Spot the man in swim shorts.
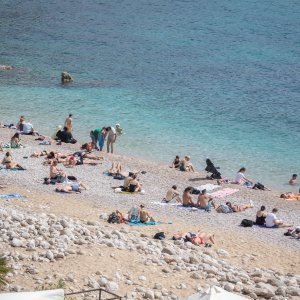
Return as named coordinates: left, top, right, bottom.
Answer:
left=197, top=189, right=216, bottom=210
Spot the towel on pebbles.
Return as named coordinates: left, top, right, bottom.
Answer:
left=208, top=188, right=239, bottom=198
left=194, top=183, right=220, bottom=192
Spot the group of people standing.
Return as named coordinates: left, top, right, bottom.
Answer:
left=90, top=124, right=123, bottom=153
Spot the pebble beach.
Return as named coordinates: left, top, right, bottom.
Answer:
left=0, top=127, right=299, bottom=299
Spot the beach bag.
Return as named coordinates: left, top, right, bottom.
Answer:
left=241, top=219, right=254, bottom=227
left=216, top=204, right=232, bottom=213
left=191, top=188, right=201, bottom=195
left=253, top=182, right=265, bottom=190
left=154, top=232, right=165, bottom=240
left=107, top=212, right=121, bottom=224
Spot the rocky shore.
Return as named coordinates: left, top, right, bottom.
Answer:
left=0, top=128, right=299, bottom=299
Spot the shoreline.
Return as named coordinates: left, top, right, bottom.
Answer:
left=0, top=127, right=299, bottom=299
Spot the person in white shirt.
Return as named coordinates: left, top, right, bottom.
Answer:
left=235, top=167, right=253, bottom=186
left=106, top=126, right=116, bottom=153
left=21, top=122, right=39, bottom=136
left=265, top=208, right=292, bottom=228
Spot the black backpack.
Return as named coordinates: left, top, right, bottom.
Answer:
left=154, top=232, right=165, bottom=240
left=107, top=212, right=121, bottom=224
left=241, top=219, right=254, bottom=227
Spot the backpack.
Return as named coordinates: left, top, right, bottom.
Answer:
left=216, top=204, right=232, bottom=213
left=107, top=212, right=121, bottom=224
left=253, top=182, right=265, bottom=190
left=241, top=219, right=254, bottom=227
left=154, top=232, right=165, bottom=240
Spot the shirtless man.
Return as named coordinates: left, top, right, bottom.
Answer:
left=65, top=114, right=73, bottom=132
left=197, top=189, right=216, bottom=210
left=128, top=175, right=142, bottom=192
left=106, top=126, right=116, bottom=153
left=289, top=174, right=297, bottom=185
left=182, top=187, right=195, bottom=207
left=50, top=160, right=66, bottom=180
left=163, top=185, right=181, bottom=203
left=139, top=205, right=155, bottom=223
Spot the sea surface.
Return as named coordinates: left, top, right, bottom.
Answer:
left=0, top=0, right=299, bottom=190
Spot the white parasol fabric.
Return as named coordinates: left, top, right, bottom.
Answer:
left=187, top=286, right=249, bottom=300
left=0, top=289, right=64, bottom=300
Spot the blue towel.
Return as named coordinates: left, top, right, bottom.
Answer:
left=0, top=193, right=26, bottom=199
left=128, top=220, right=172, bottom=226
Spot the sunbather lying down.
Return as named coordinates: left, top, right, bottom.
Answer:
left=55, top=182, right=88, bottom=193
left=280, top=192, right=300, bottom=200
left=172, top=230, right=215, bottom=246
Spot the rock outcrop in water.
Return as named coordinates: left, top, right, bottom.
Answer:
left=61, top=71, right=73, bottom=84
left=0, top=65, right=14, bottom=71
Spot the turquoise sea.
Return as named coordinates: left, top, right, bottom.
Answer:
left=0, top=0, right=299, bottom=190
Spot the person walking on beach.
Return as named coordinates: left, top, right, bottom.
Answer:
left=65, top=114, right=73, bottom=132
left=107, top=126, right=116, bottom=153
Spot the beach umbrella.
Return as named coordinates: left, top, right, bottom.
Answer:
left=187, top=286, right=248, bottom=300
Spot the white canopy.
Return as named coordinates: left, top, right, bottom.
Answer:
left=187, top=286, right=249, bottom=300
left=0, top=289, right=64, bottom=300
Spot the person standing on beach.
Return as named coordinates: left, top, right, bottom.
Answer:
left=65, top=114, right=73, bottom=132
left=98, top=127, right=107, bottom=151
left=106, top=126, right=116, bottom=153
left=90, top=128, right=101, bottom=150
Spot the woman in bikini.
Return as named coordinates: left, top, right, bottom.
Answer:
left=173, top=230, right=215, bottom=246
left=10, top=133, right=23, bottom=148
left=280, top=192, right=300, bottom=200
left=1, top=152, right=25, bottom=170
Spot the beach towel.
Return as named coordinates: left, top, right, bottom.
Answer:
left=128, top=220, right=172, bottom=226
left=208, top=188, right=239, bottom=198
left=194, top=184, right=220, bottom=192
left=0, top=193, right=25, bottom=199
left=39, top=140, right=51, bottom=145
left=0, top=168, right=25, bottom=171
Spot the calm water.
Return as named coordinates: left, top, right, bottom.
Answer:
left=0, top=0, right=299, bottom=190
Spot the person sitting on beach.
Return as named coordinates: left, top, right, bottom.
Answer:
left=50, top=160, right=66, bottom=182
left=289, top=174, right=297, bottom=185
left=16, top=115, right=25, bottom=131
left=163, top=185, right=181, bottom=203
left=173, top=230, right=215, bottom=247
left=225, top=201, right=253, bottom=212
left=235, top=167, right=254, bottom=186
left=10, top=133, right=23, bottom=148
left=128, top=174, right=142, bottom=192
left=162, top=185, right=181, bottom=203
left=179, top=156, right=195, bottom=172
left=182, top=187, right=196, bottom=207
left=1, top=151, right=25, bottom=170
left=170, top=155, right=180, bottom=169
left=56, top=127, right=76, bottom=144
left=265, top=208, right=292, bottom=228
left=197, top=189, right=216, bottom=210
left=21, top=122, right=39, bottom=136
left=205, top=159, right=221, bottom=179
left=280, top=192, right=300, bottom=200
left=55, top=182, right=87, bottom=193
left=256, top=205, right=267, bottom=225
left=139, top=204, right=155, bottom=223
